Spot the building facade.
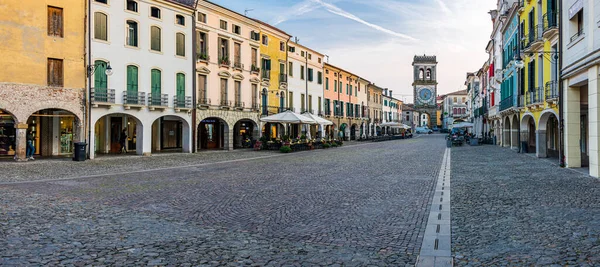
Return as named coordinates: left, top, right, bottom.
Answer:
left=499, top=2, right=521, bottom=150
left=368, top=83, right=384, bottom=136
left=413, top=55, right=438, bottom=127
left=195, top=1, right=262, bottom=150
left=287, top=42, right=324, bottom=137
left=441, top=90, right=469, bottom=130
left=89, top=0, right=195, bottom=159
left=561, top=0, right=600, bottom=177
left=0, top=0, right=86, bottom=160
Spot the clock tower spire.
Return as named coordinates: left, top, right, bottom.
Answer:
left=412, top=55, right=438, bottom=128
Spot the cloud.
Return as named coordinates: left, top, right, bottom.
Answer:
left=434, top=0, right=452, bottom=15
left=272, top=0, right=417, bottom=42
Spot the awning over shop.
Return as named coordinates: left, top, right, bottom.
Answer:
left=260, top=110, right=317, bottom=124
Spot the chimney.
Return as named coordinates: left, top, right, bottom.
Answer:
left=389, top=90, right=393, bottom=97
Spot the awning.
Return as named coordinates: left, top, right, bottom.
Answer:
left=260, top=110, right=317, bottom=124
left=301, top=112, right=333, bottom=126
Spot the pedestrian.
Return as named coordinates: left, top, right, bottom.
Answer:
left=26, top=130, right=35, bottom=160
left=120, top=128, right=128, bottom=154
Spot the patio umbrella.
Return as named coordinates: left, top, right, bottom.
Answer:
left=453, top=122, right=474, bottom=128
left=301, top=112, right=333, bottom=126
left=260, top=110, right=317, bottom=124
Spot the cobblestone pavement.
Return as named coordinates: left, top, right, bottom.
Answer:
left=0, top=135, right=443, bottom=266
left=451, top=145, right=600, bottom=266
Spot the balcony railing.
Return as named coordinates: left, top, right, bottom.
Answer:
left=123, top=91, right=145, bottom=105
left=220, top=100, right=231, bottom=107
left=262, top=70, right=270, bottom=80
left=526, top=87, right=543, bottom=105
left=234, top=101, right=244, bottom=109
left=530, top=25, right=544, bottom=47
left=279, top=74, right=287, bottom=84
left=91, top=88, right=115, bottom=104
left=148, top=93, right=168, bottom=107
left=233, top=58, right=243, bottom=70
left=174, top=95, right=192, bottom=109
left=545, top=80, right=558, bottom=101
left=251, top=102, right=259, bottom=111
left=499, top=96, right=514, bottom=111
left=251, top=65, right=260, bottom=74
left=197, top=52, right=209, bottom=62
left=218, top=57, right=231, bottom=67
left=543, top=11, right=559, bottom=35
left=198, top=97, right=211, bottom=106
left=518, top=95, right=525, bottom=108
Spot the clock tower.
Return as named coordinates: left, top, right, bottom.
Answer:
left=412, top=55, right=438, bottom=128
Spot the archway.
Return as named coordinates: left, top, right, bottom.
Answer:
left=520, top=114, right=536, bottom=153
left=93, top=113, right=143, bottom=156
left=198, top=117, right=229, bottom=150
left=151, top=115, right=191, bottom=153
left=503, top=116, right=511, bottom=148
left=350, top=124, right=358, bottom=140
left=376, top=126, right=382, bottom=136
left=339, top=123, right=348, bottom=140
left=26, top=109, right=83, bottom=157
left=511, top=115, right=519, bottom=150
left=233, top=119, right=259, bottom=149
left=0, top=109, right=17, bottom=157
left=538, top=110, right=559, bottom=158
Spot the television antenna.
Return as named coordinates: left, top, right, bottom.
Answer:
left=244, top=9, right=254, bottom=16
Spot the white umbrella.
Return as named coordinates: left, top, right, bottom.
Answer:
left=301, top=112, right=333, bottom=126
left=260, top=110, right=317, bottom=124
left=453, top=122, right=474, bottom=128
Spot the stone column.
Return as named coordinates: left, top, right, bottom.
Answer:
left=511, top=128, right=518, bottom=150
left=536, top=130, right=547, bottom=158
left=140, top=122, right=152, bottom=156
left=14, top=123, right=27, bottom=161
left=564, top=81, right=582, bottom=168
left=589, top=67, right=600, bottom=177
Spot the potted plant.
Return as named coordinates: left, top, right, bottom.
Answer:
left=280, top=145, right=292, bottom=153
left=219, top=56, right=230, bottom=66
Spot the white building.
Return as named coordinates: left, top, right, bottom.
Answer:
left=441, top=89, right=468, bottom=130
left=560, top=0, right=600, bottom=177
left=287, top=42, right=325, bottom=137
left=89, top=0, right=195, bottom=158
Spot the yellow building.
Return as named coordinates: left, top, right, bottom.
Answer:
left=518, top=0, right=559, bottom=158
left=253, top=19, right=291, bottom=137
left=0, top=0, right=86, bottom=160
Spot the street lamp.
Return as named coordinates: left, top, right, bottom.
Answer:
left=87, top=61, right=113, bottom=77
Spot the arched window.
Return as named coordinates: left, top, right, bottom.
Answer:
left=94, top=12, right=108, bottom=41
left=419, top=69, right=424, bottom=79
left=126, top=0, right=137, bottom=12
left=453, top=108, right=457, bottom=114
left=126, top=20, right=138, bottom=47
left=150, top=26, right=161, bottom=51
left=426, top=69, right=431, bottom=80
left=176, top=33, right=185, bottom=56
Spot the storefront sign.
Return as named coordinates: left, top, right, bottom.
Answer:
left=569, top=0, right=583, bottom=19
left=201, top=119, right=216, bottom=123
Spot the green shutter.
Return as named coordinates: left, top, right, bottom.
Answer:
left=176, top=73, right=185, bottom=98
left=151, top=69, right=161, bottom=95
left=94, top=60, right=107, bottom=89
left=127, top=65, right=138, bottom=93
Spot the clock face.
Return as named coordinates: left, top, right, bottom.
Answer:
left=418, top=88, right=432, bottom=103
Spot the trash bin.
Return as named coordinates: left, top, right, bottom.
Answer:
left=73, top=142, right=87, bottom=161
left=446, top=139, right=452, bottom=148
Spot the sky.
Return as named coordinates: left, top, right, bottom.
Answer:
left=211, top=0, right=496, bottom=103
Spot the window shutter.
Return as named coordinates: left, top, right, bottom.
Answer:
left=176, top=33, right=185, bottom=56
left=94, top=60, right=107, bottom=88
left=177, top=74, right=185, bottom=97
left=151, top=69, right=160, bottom=95
left=266, top=59, right=271, bottom=70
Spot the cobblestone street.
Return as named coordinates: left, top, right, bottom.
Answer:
left=0, top=135, right=443, bottom=266
left=451, top=145, right=600, bottom=266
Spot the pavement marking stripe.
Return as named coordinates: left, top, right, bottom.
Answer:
left=417, top=147, right=453, bottom=267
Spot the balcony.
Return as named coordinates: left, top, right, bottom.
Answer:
left=197, top=52, right=209, bottom=64
left=522, top=31, right=533, bottom=53
left=174, top=95, right=192, bottom=112
left=198, top=98, right=211, bottom=109
left=233, top=58, right=243, bottom=71
left=279, top=74, right=287, bottom=85
left=261, top=70, right=270, bottom=81
left=251, top=102, right=259, bottom=111
left=545, top=80, right=558, bottom=103
left=499, top=96, right=514, bottom=111
left=543, top=11, right=559, bottom=39
left=123, top=91, right=145, bottom=109
left=530, top=25, right=544, bottom=51
left=148, top=93, right=168, bottom=110
left=517, top=0, right=525, bottom=13
left=218, top=57, right=231, bottom=68
left=526, top=87, right=543, bottom=107
left=91, top=88, right=115, bottom=107
left=251, top=65, right=260, bottom=75
left=219, top=99, right=231, bottom=109
left=518, top=95, right=525, bottom=109
left=234, top=101, right=244, bottom=110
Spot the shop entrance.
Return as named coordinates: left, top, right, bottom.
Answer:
left=0, top=109, right=16, bottom=157
left=26, top=109, right=80, bottom=157
left=94, top=114, right=141, bottom=156
left=233, top=119, right=258, bottom=149
left=151, top=116, right=189, bottom=153
left=198, top=117, right=229, bottom=150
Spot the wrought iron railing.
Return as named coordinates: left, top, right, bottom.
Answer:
left=123, top=91, right=145, bottom=105
left=545, top=80, right=558, bottom=101
left=499, top=96, right=514, bottom=111
left=148, top=93, right=168, bottom=107
left=174, top=95, right=192, bottom=108
left=91, top=88, right=115, bottom=104
left=543, top=11, right=559, bottom=34
left=279, top=74, right=287, bottom=83
left=262, top=70, right=270, bottom=80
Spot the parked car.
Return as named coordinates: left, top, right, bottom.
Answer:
left=416, top=127, right=433, bottom=134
